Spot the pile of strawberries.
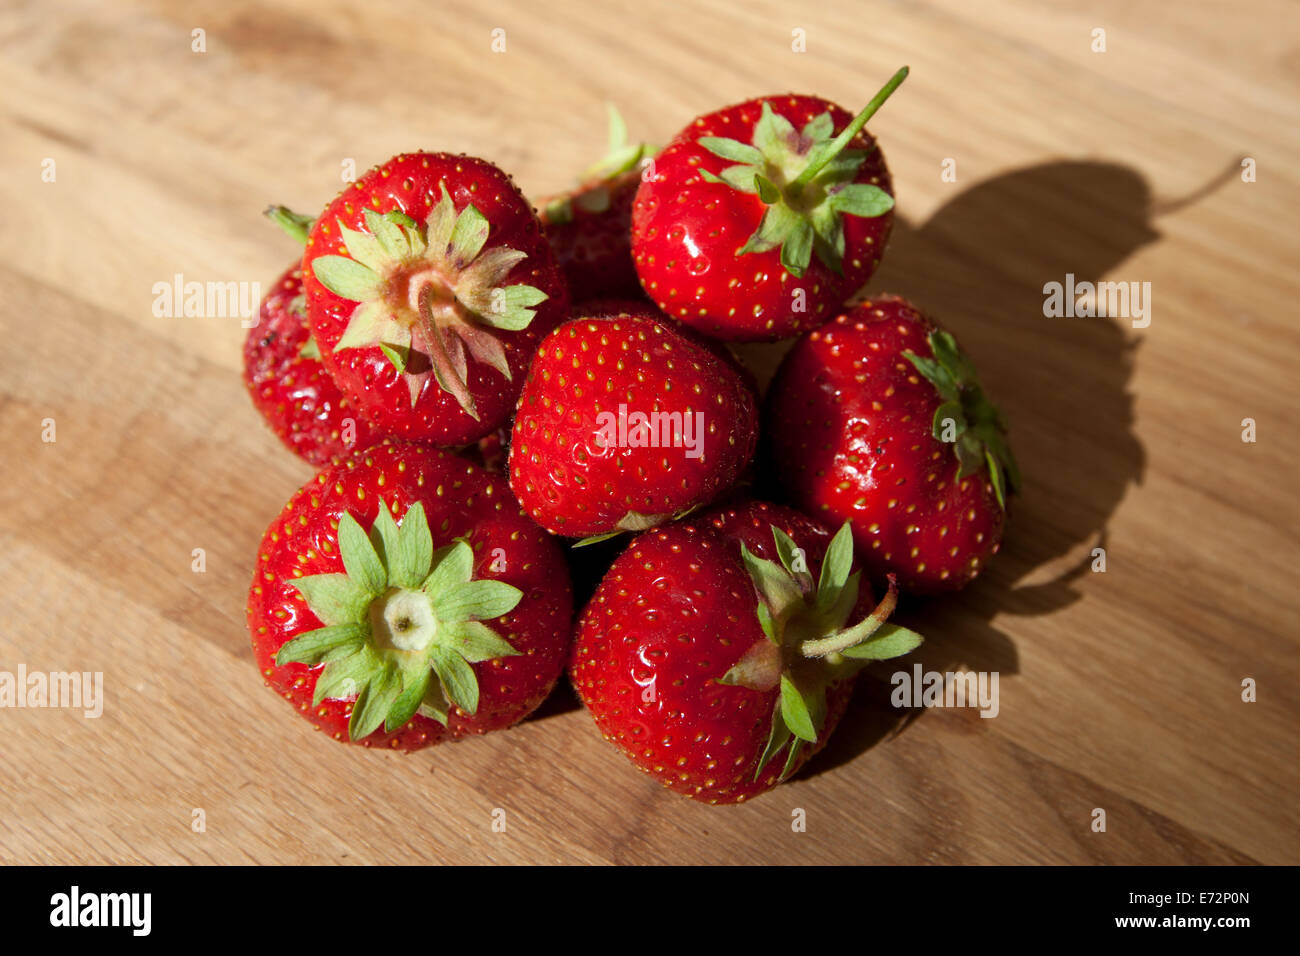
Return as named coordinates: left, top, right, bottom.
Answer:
left=243, top=67, right=1019, bottom=805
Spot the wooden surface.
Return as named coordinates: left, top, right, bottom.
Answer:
left=1, top=0, right=1297, bottom=865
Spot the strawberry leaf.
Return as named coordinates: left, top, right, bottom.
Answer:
left=424, top=184, right=458, bottom=254
left=431, top=645, right=479, bottom=714
left=275, top=624, right=365, bottom=667
left=771, top=526, right=809, bottom=587
left=801, top=111, right=834, bottom=141
left=379, top=342, right=409, bottom=374
left=829, top=183, right=895, bottom=218
left=333, top=301, right=408, bottom=353
left=700, top=164, right=759, bottom=194
left=443, top=620, right=519, bottom=663
left=290, top=573, right=373, bottom=626
left=814, top=522, right=855, bottom=615
left=385, top=666, right=432, bottom=733
left=754, top=699, right=793, bottom=779
left=364, top=208, right=410, bottom=262
left=752, top=102, right=797, bottom=163
left=754, top=174, right=781, bottom=205
left=418, top=679, right=451, bottom=725
left=390, top=502, right=434, bottom=589
left=313, top=648, right=378, bottom=707
left=449, top=203, right=490, bottom=266
left=339, top=218, right=393, bottom=273
left=368, top=500, right=402, bottom=574
left=839, top=623, right=925, bottom=660
left=779, top=220, right=814, bottom=277
left=338, top=512, right=387, bottom=594
left=739, top=542, right=803, bottom=621
left=756, top=601, right=777, bottom=644
left=700, top=136, right=764, bottom=166
left=349, top=664, right=402, bottom=739
left=313, top=255, right=383, bottom=302
left=432, top=579, right=522, bottom=623
left=422, top=539, right=474, bottom=595
left=480, top=283, right=549, bottom=331
left=779, top=674, right=817, bottom=743
left=780, top=737, right=806, bottom=781
left=717, top=639, right=781, bottom=691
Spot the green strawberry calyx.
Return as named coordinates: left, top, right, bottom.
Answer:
left=697, top=66, right=907, bottom=278
left=571, top=504, right=701, bottom=548
left=719, top=522, right=923, bottom=780
left=542, top=105, right=657, bottom=225
left=275, top=500, right=523, bottom=741
left=309, top=187, right=549, bottom=419
left=903, top=329, right=1022, bottom=510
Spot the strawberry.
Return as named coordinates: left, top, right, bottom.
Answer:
left=301, top=152, right=569, bottom=446
left=508, top=309, right=758, bottom=539
left=247, top=440, right=573, bottom=749
left=631, top=68, right=907, bottom=341
left=243, top=261, right=378, bottom=467
left=537, top=107, right=654, bottom=302
left=570, top=500, right=923, bottom=804
left=765, top=295, right=1020, bottom=594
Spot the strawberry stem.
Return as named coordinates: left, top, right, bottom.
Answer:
left=264, top=205, right=315, bottom=245
left=800, top=575, right=899, bottom=658
left=414, top=283, right=480, bottom=420
left=788, top=66, right=909, bottom=194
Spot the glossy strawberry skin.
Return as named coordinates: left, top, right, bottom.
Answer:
left=508, top=313, right=759, bottom=537
left=765, top=296, right=1005, bottom=593
left=539, top=169, right=644, bottom=301
left=247, top=440, right=573, bottom=750
left=570, top=500, right=866, bottom=804
left=242, top=264, right=379, bottom=467
left=632, top=95, right=893, bottom=342
left=568, top=298, right=760, bottom=395
left=302, top=153, right=569, bottom=446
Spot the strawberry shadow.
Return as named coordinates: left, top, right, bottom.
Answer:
left=525, top=680, right=583, bottom=721
left=796, top=159, right=1203, bottom=778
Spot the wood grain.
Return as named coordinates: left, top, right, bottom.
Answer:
left=1, top=0, right=1296, bottom=865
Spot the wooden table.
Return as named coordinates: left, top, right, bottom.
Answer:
left=2, top=0, right=1296, bottom=865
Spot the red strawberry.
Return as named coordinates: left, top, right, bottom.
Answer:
left=537, top=107, right=654, bottom=302
left=570, top=499, right=922, bottom=804
left=301, top=152, right=569, bottom=446
left=247, top=440, right=573, bottom=749
left=631, top=68, right=907, bottom=341
left=243, top=262, right=379, bottom=467
left=765, top=295, right=1020, bottom=594
left=508, top=310, right=758, bottom=539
